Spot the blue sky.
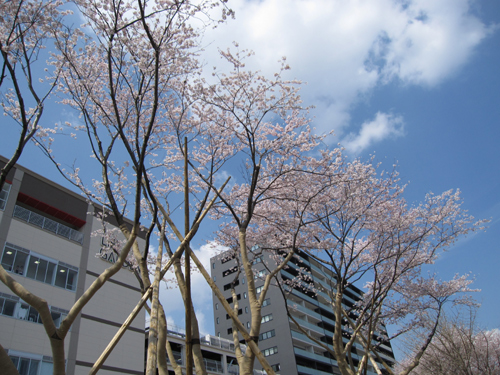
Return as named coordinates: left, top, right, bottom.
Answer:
left=2, top=0, right=499, bottom=353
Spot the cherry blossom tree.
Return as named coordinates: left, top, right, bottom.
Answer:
left=50, top=0, right=237, bottom=374
left=0, top=2, right=138, bottom=374
left=0, top=3, right=488, bottom=375
left=262, top=155, right=487, bottom=375
left=0, top=0, right=231, bottom=373
left=0, top=0, right=67, bottom=190
left=398, top=308, right=500, bottom=375
left=177, top=46, right=337, bottom=375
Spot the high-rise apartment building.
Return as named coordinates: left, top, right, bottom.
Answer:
left=211, top=249, right=396, bottom=375
left=0, top=156, right=146, bottom=375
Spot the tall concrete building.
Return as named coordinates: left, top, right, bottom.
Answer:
left=0, top=156, right=146, bottom=375
left=211, top=249, right=396, bottom=375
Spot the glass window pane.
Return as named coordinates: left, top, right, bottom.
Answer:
left=45, top=262, right=55, bottom=284
left=13, top=251, right=28, bottom=275
left=27, top=306, right=40, bottom=323
left=51, top=311, right=61, bottom=327
left=28, top=359, right=39, bottom=375
left=55, top=266, right=68, bottom=288
left=40, top=361, right=53, bottom=375
left=26, top=256, right=39, bottom=280
left=10, top=356, right=19, bottom=368
left=3, top=299, right=16, bottom=316
left=66, top=269, right=77, bottom=291
left=0, top=184, right=10, bottom=210
left=17, top=303, right=29, bottom=320
left=18, top=358, right=30, bottom=375
left=36, top=259, right=48, bottom=282
left=1, top=248, right=15, bottom=271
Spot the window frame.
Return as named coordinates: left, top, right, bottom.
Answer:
left=0, top=183, right=11, bottom=210
left=1, top=292, right=68, bottom=328
left=261, top=313, right=273, bottom=323
left=1, top=243, right=79, bottom=291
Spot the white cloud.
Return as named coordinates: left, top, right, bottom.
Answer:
left=201, top=0, right=491, bottom=140
left=343, top=112, right=404, bottom=154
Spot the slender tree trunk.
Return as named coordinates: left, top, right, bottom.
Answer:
left=184, top=137, right=193, bottom=375
left=333, top=288, right=355, bottom=375
left=0, top=343, right=19, bottom=375
left=158, top=304, right=174, bottom=375
left=146, top=220, right=166, bottom=375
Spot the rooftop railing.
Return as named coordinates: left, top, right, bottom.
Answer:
left=13, top=205, right=84, bottom=244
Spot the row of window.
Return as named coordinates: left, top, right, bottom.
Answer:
left=259, top=329, right=275, bottom=341
left=261, top=313, right=273, bottom=323
left=223, top=280, right=239, bottom=291
left=0, top=183, right=11, bottom=210
left=217, top=298, right=271, bottom=323
left=0, top=292, right=68, bottom=328
left=217, top=321, right=251, bottom=336
left=263, top=346, right=278, bottom=357
left=225, top=309, right=243, bottom=320
left=1, top=243, right=78, bottom=291
left=7, top=350, right=54, bottom=375
left=252, top=256, right=263, bottom=265
left=254, top=270, right=266, bottom=279
left=223, top=267, right=238, bottom=277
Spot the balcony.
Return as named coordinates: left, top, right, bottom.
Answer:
left=13, top=205, right=84, bottom=244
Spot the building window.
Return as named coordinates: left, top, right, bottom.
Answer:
left=216, top=317, right=219, bottom=324
left=263, top=346, right=278, bottom=357
left=247, top=322, right=250, bottom=329
left=262, top=298, right=271, bottom=307
left=256, top=285, right=264, bottom=294
left=252, top=256, right=262, bottom=265
left=222, top=267, right=238, bottom=277
left=1, top=243, right=78, bottom=291
left=227, top=328, right=233, bottom=334
left=54, top=263, right=78, bottom=290
left=226, top=294, right=241, bottom=304
left=0, top=183, right=11, bottom=210
left=254, top=270, right=266, bottom=279
left=223, top=280, right=239, bottom=291
left=215, top=303, right=219, bottom=310
left=259, top=329, right=275, bottom=341
left=8, top=351, right=54, bottom=375
left=261, top=314, right=273, bottom=324
left=243, top=292, right=247, bottom=299
left=245, top=306, right=248, bottom=313
left=271, top=364, right=280, bottom=372
left=0, top=293, right=18, bottom=317
left=213, top=276, right=216, bottom=282
left=226, top=309, right=242, bottom=319
left=1, top=244, right=29, bottom=275
left=242, top=278, right=245, bottom=284
left=0, top=292, right=68, bottom=327
left=212, top=263, right=215, bottom=269
left=9, top=355, right=41, bottom=375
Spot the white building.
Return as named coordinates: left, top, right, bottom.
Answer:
left=0, top=156, right=146, bottom=375
left=149, top=323, right=266, bottom=375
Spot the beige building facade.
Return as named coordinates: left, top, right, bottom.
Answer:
left=0, top=157, right=146, bottom=375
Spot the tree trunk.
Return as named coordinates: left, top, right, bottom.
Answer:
left=0, top=343, right=19, bottom=375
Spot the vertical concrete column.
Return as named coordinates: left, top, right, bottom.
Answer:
left=66, top=203, right=94, bottom=375
left=0, top=168, right=24, bottom=252
left=222, top=353, right=228, bottom=375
